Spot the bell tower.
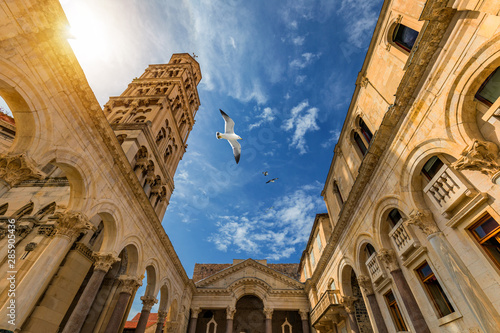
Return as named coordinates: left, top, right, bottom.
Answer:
left=103, top=53, right=201, bottom=219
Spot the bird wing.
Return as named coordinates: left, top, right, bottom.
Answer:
left=266, top=179, right=271, bottom=183
left=220, top=109, right=235, bottom=134
left=228, top=139, right=241, bottom=164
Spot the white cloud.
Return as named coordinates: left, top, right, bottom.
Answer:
left=283, top=100, right=320, bottom=154
left=337, top=0, right=379, bottom=49
left=249, top=107, right=277, bottom=130
left=295, top=75, right=306, bottom=84
left=289, top=52, right=321, bottom=69
left=292, top=36, right=306, bottom=46
left=321, top=129, right=341, bottom=148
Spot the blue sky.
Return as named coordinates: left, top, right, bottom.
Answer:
left=60, top=0, right=383, bottom=318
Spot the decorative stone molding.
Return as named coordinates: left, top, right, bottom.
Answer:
left=377, top=248, right=400, bottom=272
left=263, top=308, right=274, bottom=319
left=119, top=276, right=142, bottom=294
left=340, top=296, right=357, bottom=314
left=24, top=242, right=37, bottom=252
left=451, top=139, right=500, bottom=177
left=158, top=310, right=168, bottom=323
left=53, top=211, right=95, bottom=240
left=226, top=306, right=236, bottom=319
left=404, top=210, right=439, bottom=237
left=357, top=275, right=374, bottom=295
left=140, top=295, right=158, bottom=311
left=191, top=307, right=202, bottom=318
left=38, top=224, right=56, bottom=237
left=74, top=242, right=94, bottom=261
left=93, top=252, right=121, bottom=272
left=0, top=153, right=44, bottom=187
left=298, top=310, right=309, bottom=321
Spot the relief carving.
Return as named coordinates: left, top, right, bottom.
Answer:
left=93, top=252, right=121, bottom=272
left=377, top=248, right=400, bottom=272
left=140, top=295, right=158, bottom=311
left=53, top=211, right=96, bottom=240
left=404, top=209, right=439, bottom=236
left=0, top=154, right=43, bottom=187
left=451, top=139, right=500, bottom=177
left=340, top=296, right=357, bottom=313
left=356, top=275, right=374, bottom=295
left=119, top=275, right=142, bottom=294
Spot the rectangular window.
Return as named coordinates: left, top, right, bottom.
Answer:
left=316, top=233, right=322, bottom=251
left=310, top=251, right=315, bottom=268
left=384, top=290, right=408, bottom=331
left=416, top=261, right=454, bottom=317
left=469, top=213, right=500, bottom=269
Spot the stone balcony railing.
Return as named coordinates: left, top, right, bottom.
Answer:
left=389, top=219, right=420, bottom=259
left=423, top=164, right=475, bottom=217
left=365, top=252, right=385, bottom=283
left=310, top=289, right=341, bottom=326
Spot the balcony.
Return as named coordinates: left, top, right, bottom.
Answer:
left=423, top=164, right=475, bottom=217
left=310, top=290, right=342, bottom=326
left=365, top=252, right=386, bottom=283
left=389, top=219, right=420, bottom=259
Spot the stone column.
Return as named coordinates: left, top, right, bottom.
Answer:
left=405, top=210, right=500, bottom=333
left=188, top=307, right=201, bottom=333
left=299, top=310, right=310, bottom=333
left=61, top=252, right=120, bottom=333
left=155, top=310, right=168, bottom=333
left=377, top=248, right=430, bottom=333
left=357, top=275, right=388, bottom=333
left=0, top=211, right=94, bottom=331
left=135, top=295, right=158, bottom=333
left=104, top=276, right=142, bottom=333
left=263, top=308, right=273, bottom=333
left=226, top=306, right=236, bottom=333
left=340, top=296, right=360, bottom=333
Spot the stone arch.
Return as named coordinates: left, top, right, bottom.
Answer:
left=142, top=262, right=159, bottom=297
left=158, top=280, right=171, bottom=311
left=34, top=201, right=56, bottom=220
left=166, top=297, right=179, bottom=324
left=372, top=195, right=412, bottom=249
left=11, top=201, right=34, bottom=219
left=229, top=278, right=271, bottom=309
left=355, top=234, right=378, bottom=277
left=115, top=240, right=141, bottom=277
left=234, top=295, right=265, bottom=333
left=85, top=202, right=121, bottom=252
left=339, top=263, right=356, bottom=297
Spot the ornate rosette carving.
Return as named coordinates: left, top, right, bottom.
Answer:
left=0, top=153, right=43, bottom=187
left=340, top=296, right=357, bottom=313
left=263, top=308, right=273, bottom=319
left=451, top=139, right=500, bottom=177
left=404, top=210, right=439, bottom=236
left=357, top=275, right=374, bottom=295
left=93, top=252, right=121, bottom=272
left=377, top=248, right=400, bottom=272
left=119, top=276, right=142, bottom=294
left=54, top=211, right=96, bottom=239
left=140, top=295, right=158, bottom=311
left=226, top=306, right=236, bottom=319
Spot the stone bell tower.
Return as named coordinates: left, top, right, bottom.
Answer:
left=103, top=53, right=201, bottom=219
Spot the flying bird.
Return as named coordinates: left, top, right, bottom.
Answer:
left=216, top=109, right=242, bottom=164
left=262, top=171, right=268, bottom=176
left=266, top=178, right=278, bottom=184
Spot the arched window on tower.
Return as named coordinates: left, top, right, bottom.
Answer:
left=475, top=67, right=500, bottom=106
left=354, top=131, right=368, bottom=156
left=359, top=118, right=373, bottom=143
left=392, top=24, right=419, bottom=53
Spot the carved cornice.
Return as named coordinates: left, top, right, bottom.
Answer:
left=357, top=275, right=374, bottom=295
left=404, top=210, right=439, bottom=237
left=93, top=252, right=121, bottom=272
left=53, top=211, right=95, bottom=240
left=310, top=0, right=457, bottom=284
left=377, top=248, right=400, bottom=272
left=0, top=153, right=43, bottom=187
left=451, top=139, right=500, bottom=177
left=140, top=295, right=158, bottom=311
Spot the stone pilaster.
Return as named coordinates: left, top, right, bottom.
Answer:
left=135, top=295, right=158, bottom=333
left=340, top=296, right=359, bottom=333
left=104, top=276, right=142, bottom=333
left=226, top=306, right=236, bottom=333
left=62, top=252, right=120, bottom=333
left=299, top=310, right=310, bottom=333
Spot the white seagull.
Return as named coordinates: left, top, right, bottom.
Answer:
left=217, top=109, right=242, bottom=164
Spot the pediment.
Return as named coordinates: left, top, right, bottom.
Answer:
left=195, top=259, right=304, bottom=290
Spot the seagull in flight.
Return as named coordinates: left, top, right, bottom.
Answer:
left=262, top=171, right=268, bottom=176
left=266, top=178, right=278, bottom=184
left=216, top=109, right=242, bottom=164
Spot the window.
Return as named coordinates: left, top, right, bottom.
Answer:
left=392, top=24, right=419, bottom=52
left=469, top=213, right=500, bottom=269
left=388, top=209, right=402, bottom=229
left=364, top=244, right=376, bottom=259
left=359, top=118, right=373, bottom=143
left=354, top=131, right=368, bottom=156
left=475, top=67, right=500, bottom=106
left=333, top=181, right=344, bottom=205
left=421, top=156, right=444, bottom=181
left=384, top=290, right=408, bottom=331
left=310, top=251, right=316, bottom=267
left=316, top=233, right=322, bottom=251
left=416, top=262, right=454, bottom=317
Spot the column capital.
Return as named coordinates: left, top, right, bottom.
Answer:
left=93, top=252, right=121, bottom=272
left=451, top=139, right=500, bottom=177
left=357, top=275, right=374, bottom=295
left=191, top=307, right=202, bottom=318
left=263, top=307, right=273, bottom=319
left=54, top=211, right=96, bottom=240
left=226, top=306, right=236, bottom=319
left=340, top=296, right=357, bottom=314
left=141, top=295, right=158, bottom=311
left=377, top=248, right=400, bottom=272
left=298, top=310, right=309, bottom=321
left=0, top=153, right=43, bottom=187
left=404, top=209, right=439, bottom=237
left=118, top=275, right=142, bottom=294
left=158, top=310, right=168, bottom=321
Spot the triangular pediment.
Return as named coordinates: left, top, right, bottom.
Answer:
left=195, top=259, right=304, bottom=290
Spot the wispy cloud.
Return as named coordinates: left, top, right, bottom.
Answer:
left=249, top=107, right=277, bottom=130
left=283, top=100, right=320, bottom=154
left=292, top=35, right=306, bottom=46
left=321, top=129, right=341, bottom=148
left=338, top=0, right=379, bottom=48
left=290, top=52, right=321, bottom=69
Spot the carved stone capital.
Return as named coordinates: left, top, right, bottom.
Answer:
left=404, top=209, right=439, bottom=236
left=119, top=276, right=142, bottom=294
left=263, top=308, right=273, bottom=319
left=158, top=310, right=168, bottom=323
left=54, top=211, right=96, bottom=240
left=377, top=248, right=400, bottom=272
left=0, top=153, right=43, bottom=187
left=93, top=252, right=121, bottom=272
left=226, top=306, right=236, bottom=319
left=340, top=296, right=357, bottom=313
left=140, top=295, right=158, bottom=311
left=191, top=307, right=202, bottom=318
left=298, top=310, right=309, bottom=321
left=451, top=139, right=500, bottom=177
left=357, top=275, right=374, bottom=295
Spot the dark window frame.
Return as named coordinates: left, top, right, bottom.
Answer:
left=469, top=213, right=500, bottom=270
left=392, top=23, right=419, bottom=53
left=421, top=156, right=444, bottom=181
left=354, top=131, right=368, bottom=156
left=384, top=289, right=408, bottom=331
left=416, top=261, right=455, bottom=318
left=475, top=67, right=500, bottom=107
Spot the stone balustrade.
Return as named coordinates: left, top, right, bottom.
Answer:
left=365, top=252, right=385, bottom=283
left=310, top=289, right=341, bottom=326
left=389, top=219, right=420, bottom=259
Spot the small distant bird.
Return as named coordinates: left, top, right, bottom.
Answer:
left=266, top=178, right=278, bottom=184
left=262, top=171, right=268, bottom=176
left=216, top=109, right=242, bottom=164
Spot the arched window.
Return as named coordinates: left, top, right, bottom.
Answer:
left=388, top=208, right=402, bottom=229
left=392, top=24, right=419, bottom=52
left=34, top=202, right=56, bottom=220
left=354, top=131, right=368, bottom=155
left=12, top=202, right=34, bottom=219
left=364, top=243, right=376, bottom=258
left=134, top=116, right=146, bottom=123
left=359, top=118, right=373, bottom=143
left=475, top=67, right=500, bottom=106
left=421, top=156, right=444, bottom=181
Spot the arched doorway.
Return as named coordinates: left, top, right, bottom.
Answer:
left=233, top=295, right=265, bottom=333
